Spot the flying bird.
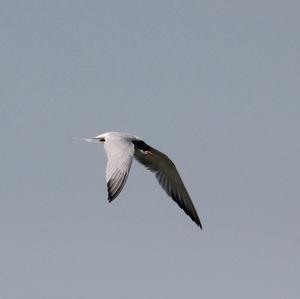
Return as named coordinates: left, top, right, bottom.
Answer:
left=74, top=132, right=202, bottom=228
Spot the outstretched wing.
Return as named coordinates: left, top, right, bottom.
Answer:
left=134, top=141, right=202, bottom=228
left=104, top=138, right=135, bottom=202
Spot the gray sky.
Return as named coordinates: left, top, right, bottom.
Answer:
left=1, top=1, right=299, bottom=298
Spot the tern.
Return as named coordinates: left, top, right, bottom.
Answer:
left=74, top=132, right=202, bottom=228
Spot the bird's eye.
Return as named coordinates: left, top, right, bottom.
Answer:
left=99, top=137, right=105, bottom=142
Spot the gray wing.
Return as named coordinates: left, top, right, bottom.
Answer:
left=104, top=139, right=135, bottom=202
left=134, top=145, right=202, bottom=228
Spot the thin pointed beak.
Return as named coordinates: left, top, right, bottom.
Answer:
left=72, top=136, right=101, bottom=143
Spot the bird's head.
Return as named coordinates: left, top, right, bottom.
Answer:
left=72, top=133, right=108, bottom=143
left=91, top=133, right=106, bottom=143
left=73, top=132, right=135, bottom=144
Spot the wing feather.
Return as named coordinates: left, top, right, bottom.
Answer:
left=104, top=139, right=134, bottom=202
left=134, top=145, right=202, bottom=228
left=107, top=170, right=129, bottom=202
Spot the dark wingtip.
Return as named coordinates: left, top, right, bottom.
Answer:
left=107, top=181, right=114, bottom=203
left=192, top=215, right=202, bottom=229
left=107, top=191, right=115, bottom=203
left=190, top=212, right=202, bottom=229
left=198, top=221, right=203, bottom=230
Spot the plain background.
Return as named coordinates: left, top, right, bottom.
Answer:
left=1, top=1, right=299, bottom=298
